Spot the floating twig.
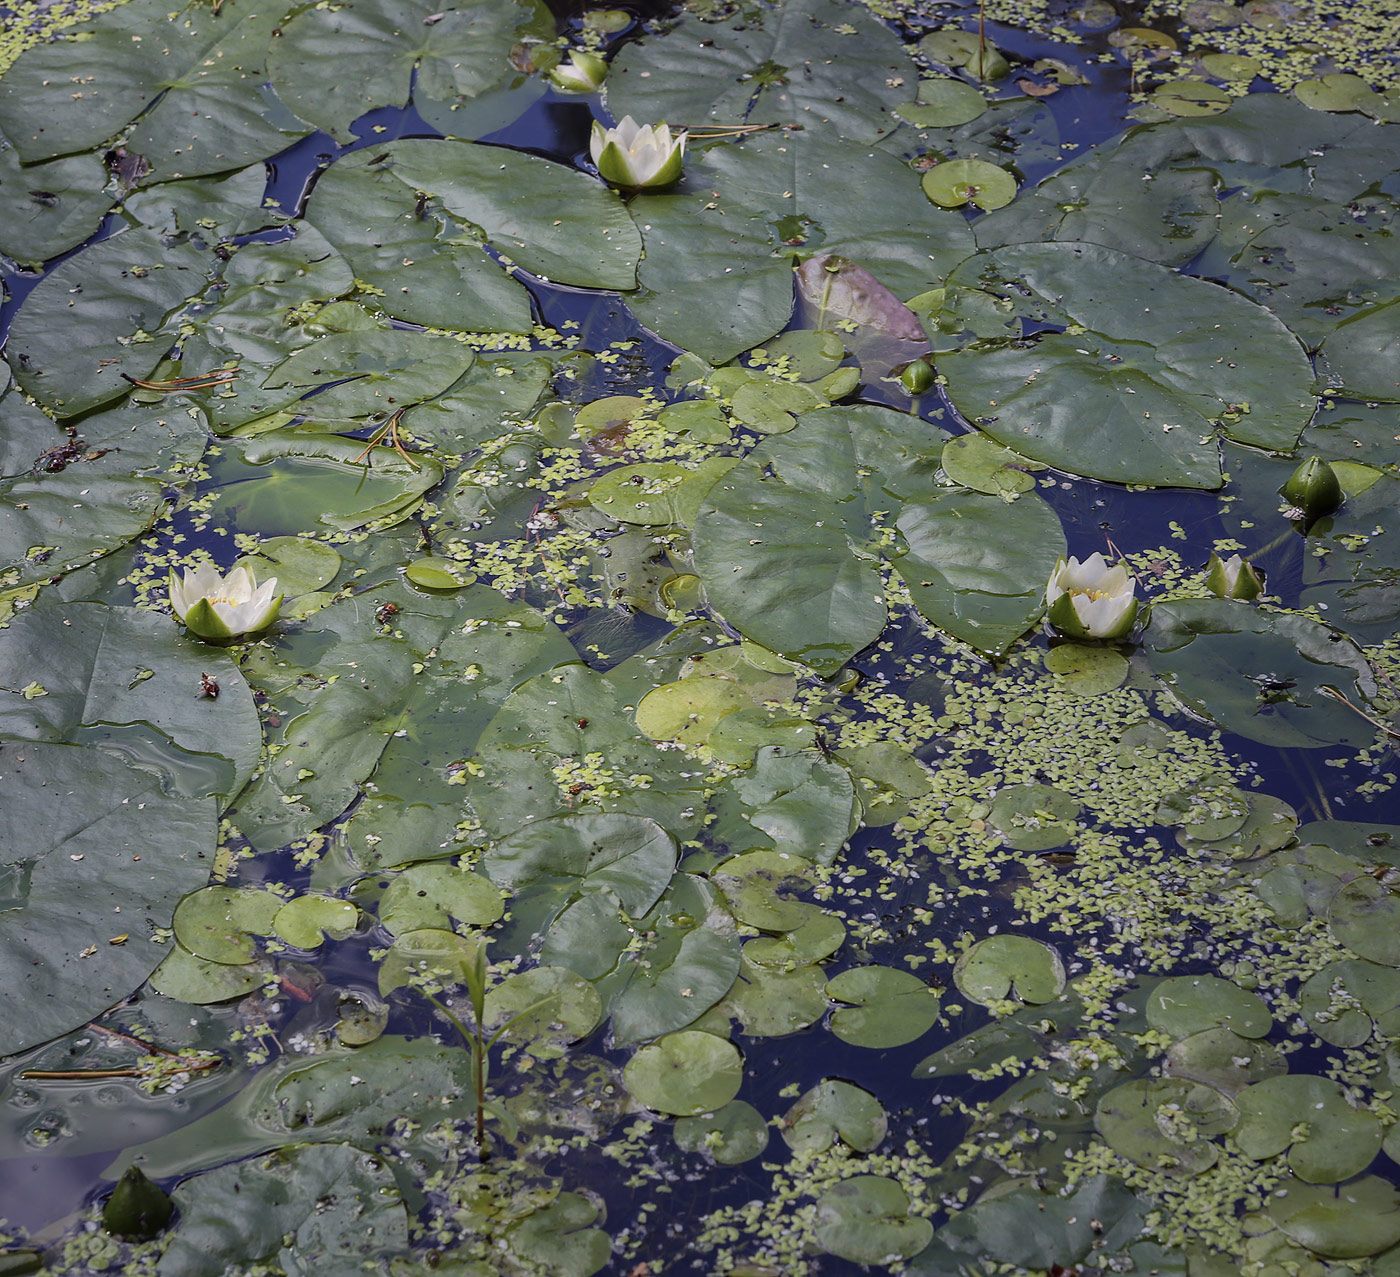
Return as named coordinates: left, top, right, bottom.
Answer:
left=122, top=368, right=239, bottom=392
left=354, top=407, right=420, bottom=469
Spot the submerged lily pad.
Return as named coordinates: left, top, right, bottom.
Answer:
left=1095, top=1077, right=1237, bottom=1175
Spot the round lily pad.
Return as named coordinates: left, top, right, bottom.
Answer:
left=1234, top=1074, right=1382, bottom=1182
left=812, top=1176, right=934, bottom=1265
left=148, top=945, right=266, bottom=1004
left=745, top=911, right=846, bottom=967
left=635, top=677, right=750, bottom=746
left=897, top=78, right=988, bottom=128
left=172, top=886, right=284, bottom=965
left=484, top=965, right=603, bottom=1052
left=955, top=935, right=1066, bottom=1005
left=987, top=784, right=1082, bottom=851
left=1155, top=779, right=1250, bottom=841
left=712, top=850, right=818, bottom=932
left=1330, top=877, right=1400, bottom=967
left=623, top=1030, right=744, bottom=1116
left=1145, top=975, right=1273, bottom=1040
left=335, top=990, right=389, bottom=1046
left=826, top=965, right=942, bottom=1048
left=378, top=863, right=504, bottom=936
left=941, top=433, right=1042, bottom=498
left=1152, top=79, right=1232, bottom=116
left=782, top=1079, right=888, bottom=1154
left=272, top=894, right=359, bottom=949
left=725, top=954, right=828, bottom=1037
left=587, top=462, right=690, bottom=525
left=1295, top=74, right=1379, bottom=114
left=922, top=159, right=1018, bottom=211
left=1268, top=1177, right=1400, bottom=1259
left=238, top=536, right=342, bottom=596
left=1298, top=959, right=1400, bottom=1047
left=1043, top=643, right=1130, bottom=696
left=674, top=1100, right=769, bottom=1164
left=1095, top=1077, right=1236, bottom=1175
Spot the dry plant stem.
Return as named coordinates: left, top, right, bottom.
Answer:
left=1318, top=685, right=1400, bottom=740
left=121, top=369, right=238, bottom=391
left=354, top=408, right=420, bottom=468
left=21, top=1059, right=220, bottom=1081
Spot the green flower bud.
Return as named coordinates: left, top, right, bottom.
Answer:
left=1280, top=456, right=1343, bottom=523
left=899, top=358, right=935, bottom=394
left=1205, top=552, right=1264, bottom=601
left=103, top=1166, right=174, bottom=1240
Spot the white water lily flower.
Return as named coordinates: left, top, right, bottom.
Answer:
left=1045, top=552, right=1138, bottom=641
left=549, top=50, right=607, bottom=93
left=590, top=116, right=686, bottom=189
left=169, top=563, right=282, bottom=642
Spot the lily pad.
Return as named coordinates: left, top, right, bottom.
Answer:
left=674, top=1100, right=770, bottom=1165
left=922, top=158, right=1019, bottom=211
left=954, top=935, right=1067, bottom=1005
left=272, top=895, right=359, bottom=949
left=1145, top=975, right=1272, bottom=1040
left=937, top=243, right=1316, bottom=487
left=1233, top=1074, right=1382, bottom=1182
left=782, top=1080, right=888, bottom=1154
left=1268, top=1177, right=1400, bottom=1259
left=0, top=743, right=217, bottom=1054
left=812, top=1176, right=934, bottom=1265
left=1330, top=876, right=1400, bottom=967
left=158, top=1143, right=408, bottom=1277
left=1095, top=1077, right=1237, bottom=1175
left=266, top=0, right=551, bottom=143
left=1298, top=959, right=1400, bottom=1047
left=826, top=966, right=942, bottom=1048
left=622, top=1030, right=743, bottom=1116
left=986, top=784, right=1082, bottom=851
left=173, top=886, right=283, bottom=965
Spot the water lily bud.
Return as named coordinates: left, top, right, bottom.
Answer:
left=1205, top=552, right=1263, bottom=601
left=590, top=116, right=686, bottom=190
left=548, top=50, right=607, bottom=93
left=169, top=563, right=282, bottom=642
left=103, top=1166, right=174, bottom=1240
left=899, top=358, right=935, bottom=394
left=1280, top=456, right=1343, bottom=523
left=1045, top=553, right=1139, bottom=641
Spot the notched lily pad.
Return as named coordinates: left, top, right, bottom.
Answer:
left=954, top=935, right=1067, bottom=1005
left=825, top=966, right=942, bottom=1048
left=1095, top=1077, right=1237, bottom=1175
left=622, top=1030, right=743, bottom=1116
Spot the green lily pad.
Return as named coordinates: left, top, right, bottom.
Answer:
left=1146, top=976, right=1272, bottom=1040
left=238, top=538, right=342, bottom=597
left=272, top=895, right=359, bottom=949
left=987, top=784, right=1082, bottom=851
left=148, top=945, right=267, bottom=1005
left=1043, top=643, right=1130, bottom=695
left=484, top=965, right=604, bottom=1052
left=1153, top=79, right=1233, bottom=116
left=955, top=935, right=1067, bottom=1005
left=622, top=1030, right=744, bottom=1116
left=607, top=0, right=914, bottom=142
left=674, top=1100, right=770, bottom=1165
left=159, top=1143, right=408, bottom=1277
left=1234, top=1074, right=1382, bottom=1182
left=938, top=243, right=1315, bottom=487
left=173, top=886, right=284, bottom=965
left=826, top=966, right=942, bottom=1048
left=922, top=158, right=1019, bottom=211
left=1330, top=876, right=1400, bottom=967
left=724, top=953, right=829, bottom=1037
left=635, top=677, right=750, bottom=746
left=405, top=557, right=474, bottom=590
left=1165, top=1027, right=1286, bottom=1093
left=607, top=920, right=742, bottom=1045
left=812, top=1176, right=934, bottom=1265
left=1143, top=600, right=1378, bottom=749
left=897, top=78, right=989, bottom=128
left=377, top=864, right=504, bottom=936
left=782, top=1080, right=888, bottom=1154
left=1095, top=1077, right=1237, bottom=1175
left=1268, top=1177, right=1400, bottom=1259
left=940, top=433, right=1044, bottom=498
left=1298, top=959, right=1400, bottom=1047
left=266, top=0, right=550, bottom=143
